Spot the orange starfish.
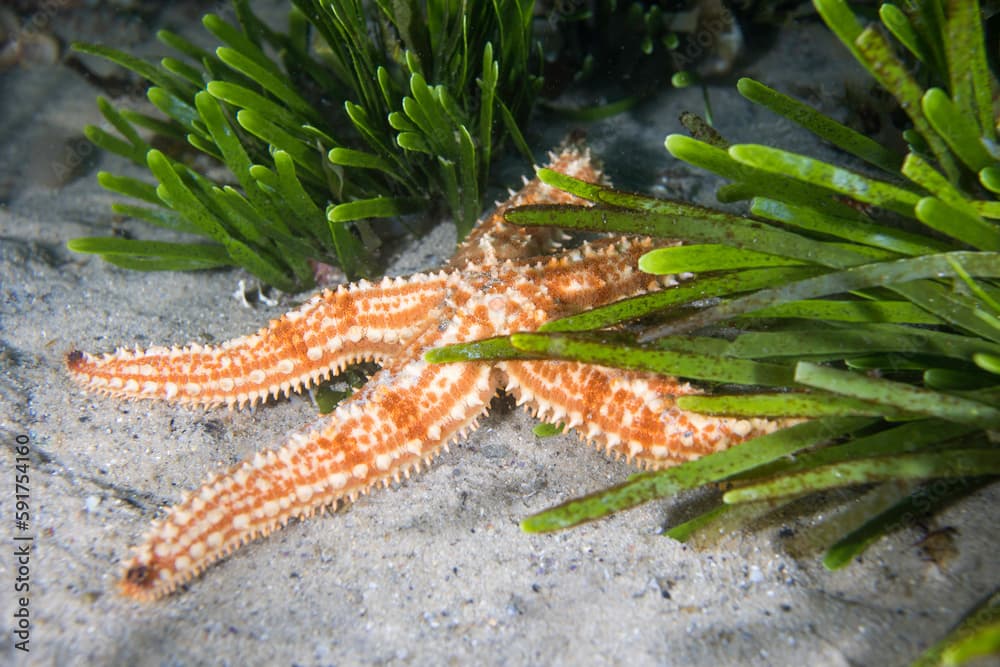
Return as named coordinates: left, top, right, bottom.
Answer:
left=67, top=145, right=786, bottom=600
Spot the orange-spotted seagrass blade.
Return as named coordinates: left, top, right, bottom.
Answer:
left=66, top=273, right=450, bottom=408
left=120, top=353, right=497, bottom=600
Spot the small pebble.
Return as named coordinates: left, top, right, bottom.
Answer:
left=84, top=495, right=101, bottom=513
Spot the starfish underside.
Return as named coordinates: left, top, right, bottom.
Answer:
left=68, top=145, right=789, bottom=600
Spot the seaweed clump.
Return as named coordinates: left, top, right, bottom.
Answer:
left=68, top=0, right=539, bottom=290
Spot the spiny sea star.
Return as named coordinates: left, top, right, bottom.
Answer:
left=67, top=144, right=787, bottom=600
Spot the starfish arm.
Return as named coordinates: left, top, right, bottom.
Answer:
left=520, top=236, right=674, bottom=315
left=502, top=360, right=789, bottom=468
left=449, top=144, right=605, bottom=267
left=446, top=237, right=677, bottom=338
left=66, top=272, right=449, bottom=408
left=118, top=358, right=498, bottom=600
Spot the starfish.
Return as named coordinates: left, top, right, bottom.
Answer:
left=67, top=144, right=787, bottom=601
